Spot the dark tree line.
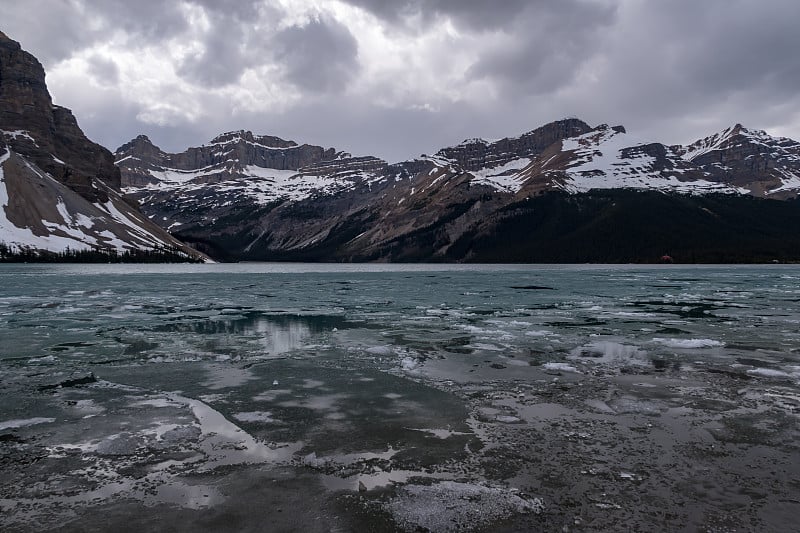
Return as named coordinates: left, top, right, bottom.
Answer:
left=0, top=242, right=203, bottom=263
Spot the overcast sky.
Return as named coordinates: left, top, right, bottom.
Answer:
left=4, top=0, right=800, bottom=161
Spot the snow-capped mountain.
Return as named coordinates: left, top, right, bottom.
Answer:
left=678, top=124, right=800, bottom=198
left=0, top=31, right=204, bottom=260
left=4, top=27, right=798, bottom=264
left=417, top=122, right=800, bottom=198
left=117, top=131, right=390, bottom=202
left=115, top=131, right=397, bottom=239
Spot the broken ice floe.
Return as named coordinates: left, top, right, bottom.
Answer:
left=0, top=417, right=55, bottom=431
left=543, top=362, right=581, bottom=373
left=652, top=337, right=724, bottom=349
left=384, top=481, right=543, bottom=532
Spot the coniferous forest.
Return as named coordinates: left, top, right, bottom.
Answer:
left=0, top=243, right=203, bottom=263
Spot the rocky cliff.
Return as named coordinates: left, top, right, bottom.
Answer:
left=115, top=131, right=344, bottom=188
left=0, top=31, right=120, bottom=202
left=0, top=31, right=203, bottom=260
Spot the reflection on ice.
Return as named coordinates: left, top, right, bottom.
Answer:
left=249, top=317, right=312, bottom=356
left=569, top=340, right=647, bottom=365
left=177, top=394, right=302, bottom=469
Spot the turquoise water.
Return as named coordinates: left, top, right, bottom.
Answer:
left=1, top=264, right=799, bottom=531
left=2, top=263, right=798, bottom=372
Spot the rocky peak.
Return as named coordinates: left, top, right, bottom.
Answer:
left=0, top=31, right=120, bottom=201
left=0, top=31, right=51, bottom=134
left=434, top=118, right=593, bottom=171
left=683, top=123, right=796, bottom=163
left=119, top=134, right=158, bottom=150
left=117, top=127, right=343, bottom=178
left=114, top=134, right=166, bottom=167
left=208, top=130, right=299, bottom=150
left=677, top=124, right=800, bottom=196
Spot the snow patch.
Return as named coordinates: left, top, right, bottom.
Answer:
left=1, top=129, right=37, bottom=145
left=561, top=128, right=743, bottom=194
left=470, top=157, right=531, bottom=193
left=652, top=338, right=724, bottom=349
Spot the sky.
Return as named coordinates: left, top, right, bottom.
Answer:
left=3, top=0, right=800, bottom=162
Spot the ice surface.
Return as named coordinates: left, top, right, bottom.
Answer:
left=232, top=411, right=279, bottom=423
left=2, top=264, right=800, bottom=531
left=385, top=481, right=543, bottom=532
left=0, top=417, right=55, bottom=431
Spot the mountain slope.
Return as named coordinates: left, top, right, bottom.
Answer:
left=0, top=31, right=204, bottom=260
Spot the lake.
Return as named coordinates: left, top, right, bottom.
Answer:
left=1, top=264, right=799, bottom=531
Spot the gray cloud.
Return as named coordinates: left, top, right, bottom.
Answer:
left=0, top=0, right=190, bottom=66
left=1, top=0, right=99, bottom=66
left=557, top=0, right=800, bottom=144
left=86, top=55, right=120, bottom=85
left=189, top=0, right=264, bottom=20
left=340, top=0, right=531, bottom=30
left=465, top=2, right=617, bottom=95
left=2, top=0, right=799, bottom=162
left=176, top=26, right=255, bottom=87
left=90, top=0, right=189, bottom=42
left=273, top=16, right=360, bottom=93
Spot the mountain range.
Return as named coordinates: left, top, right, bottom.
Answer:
left=115, top=117, right=800, bottom=262
left=2, top=30, right=800, bottom=263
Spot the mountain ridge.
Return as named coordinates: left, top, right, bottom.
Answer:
left=116, top=119, right=800, bottom=262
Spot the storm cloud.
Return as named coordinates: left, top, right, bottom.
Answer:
left=2, top=0, right=799, bottom=161
left=273, top=16, right=360, bottom=93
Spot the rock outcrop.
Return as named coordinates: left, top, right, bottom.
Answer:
left=115, top=131, right=342, bottom=188
left=434, top=118, right=593, bottom=171
left=0, top=31, right=119, bottom=202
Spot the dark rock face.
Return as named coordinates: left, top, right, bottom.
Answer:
left=116, top=135, right=166, bottom=166
left=435, top=118, right=592, bottom=171
left=0, top=30, right=120, bottom=202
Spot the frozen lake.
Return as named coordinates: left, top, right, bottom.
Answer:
left=1, top=263, right=799, bottom=531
